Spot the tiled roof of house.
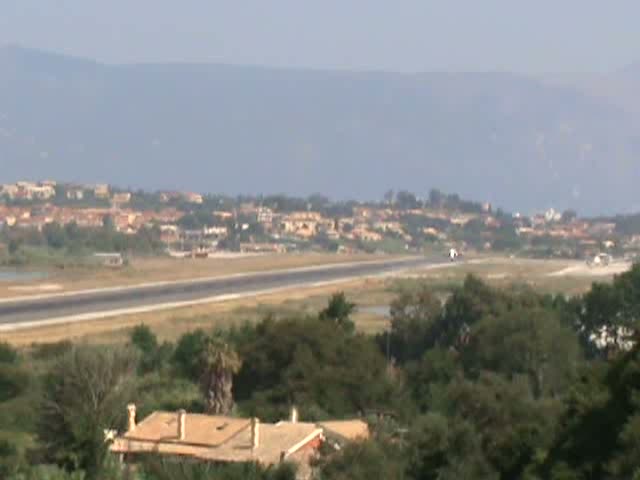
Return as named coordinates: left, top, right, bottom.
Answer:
left=111, top=411, right=323, bottom=466
left=199, top=422, right=321, bottom=465
left=317, top=420, right=370, bottom=442
left=122, top=412, right=250, bottom=447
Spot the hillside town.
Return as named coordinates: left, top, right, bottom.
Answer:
left=0, top=180, right=634, bottom=262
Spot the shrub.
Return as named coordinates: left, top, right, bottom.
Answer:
left=0, top=342, right=19, bottom=364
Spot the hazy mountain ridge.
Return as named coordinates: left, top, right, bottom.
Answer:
left=1, top=45, right=638, bottom=214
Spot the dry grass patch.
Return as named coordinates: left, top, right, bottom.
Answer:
left=401, top=257, right=604, bottom=295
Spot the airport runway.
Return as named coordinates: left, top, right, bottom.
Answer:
left=0, top=256, right=442, bottom=331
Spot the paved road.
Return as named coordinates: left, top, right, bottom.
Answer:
left=0, top=256, right=442, bottom=330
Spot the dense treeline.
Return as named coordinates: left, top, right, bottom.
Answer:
left=0, top=220, right=164, bottom=266
left=2, top=267, right=640, bottom=478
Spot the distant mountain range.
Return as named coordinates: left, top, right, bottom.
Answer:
left=1, top=45, right=639, bottom=215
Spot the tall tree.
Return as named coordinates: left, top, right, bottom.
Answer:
left=320, top=292, right=356, bottom=333
left=541, top=344, right=640, bottom=479
left=462, top=307, right=582, bottom=398
left=431, top=373, right=553, bottom=480
left=37, top=346, right=137, bottom=477
left=199, top=335, right=242, bottom=415
left=579, top=263, right=640, bottom=357
left=396, top=191, right=420, bottom=210
left=386, top=286, right=442, bottom=363
left=172, top=329, right=209, bottom=380
left=406, top=413, right=498, bottom=480
left=234, top=316, right=393, bottom=420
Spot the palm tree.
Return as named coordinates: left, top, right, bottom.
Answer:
left=199, top=335, right=242, bottom=415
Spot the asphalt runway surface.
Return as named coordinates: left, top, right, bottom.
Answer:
left=0, top=256, right=443, bottom=330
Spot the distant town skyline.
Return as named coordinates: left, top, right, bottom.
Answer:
left=2, top=1, right=640, bottom=73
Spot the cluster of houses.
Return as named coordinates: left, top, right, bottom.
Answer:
left=243, top=206, right=408, bottom=244
left=512, top=208, right=618, bottom=253
left=0, top=204, right=183, bottom=234
left=0, top=180, right=57, bottom=201
left=0, top=181, right=627, bottom=258
left=1, top=181, right=203, bottom=206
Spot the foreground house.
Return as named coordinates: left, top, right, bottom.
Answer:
left=110, top=405, right=368, bottom=478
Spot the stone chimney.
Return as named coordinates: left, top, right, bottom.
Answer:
left=127, top=404, right=136, bottom=432
left=178, top=409, right=187, bottom=441
left=251, top=417, right=260, bottom=449
left=290, top=406, right=299, bottom=424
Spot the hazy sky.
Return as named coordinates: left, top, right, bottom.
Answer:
left=1, top=1, right=639, bottom=73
